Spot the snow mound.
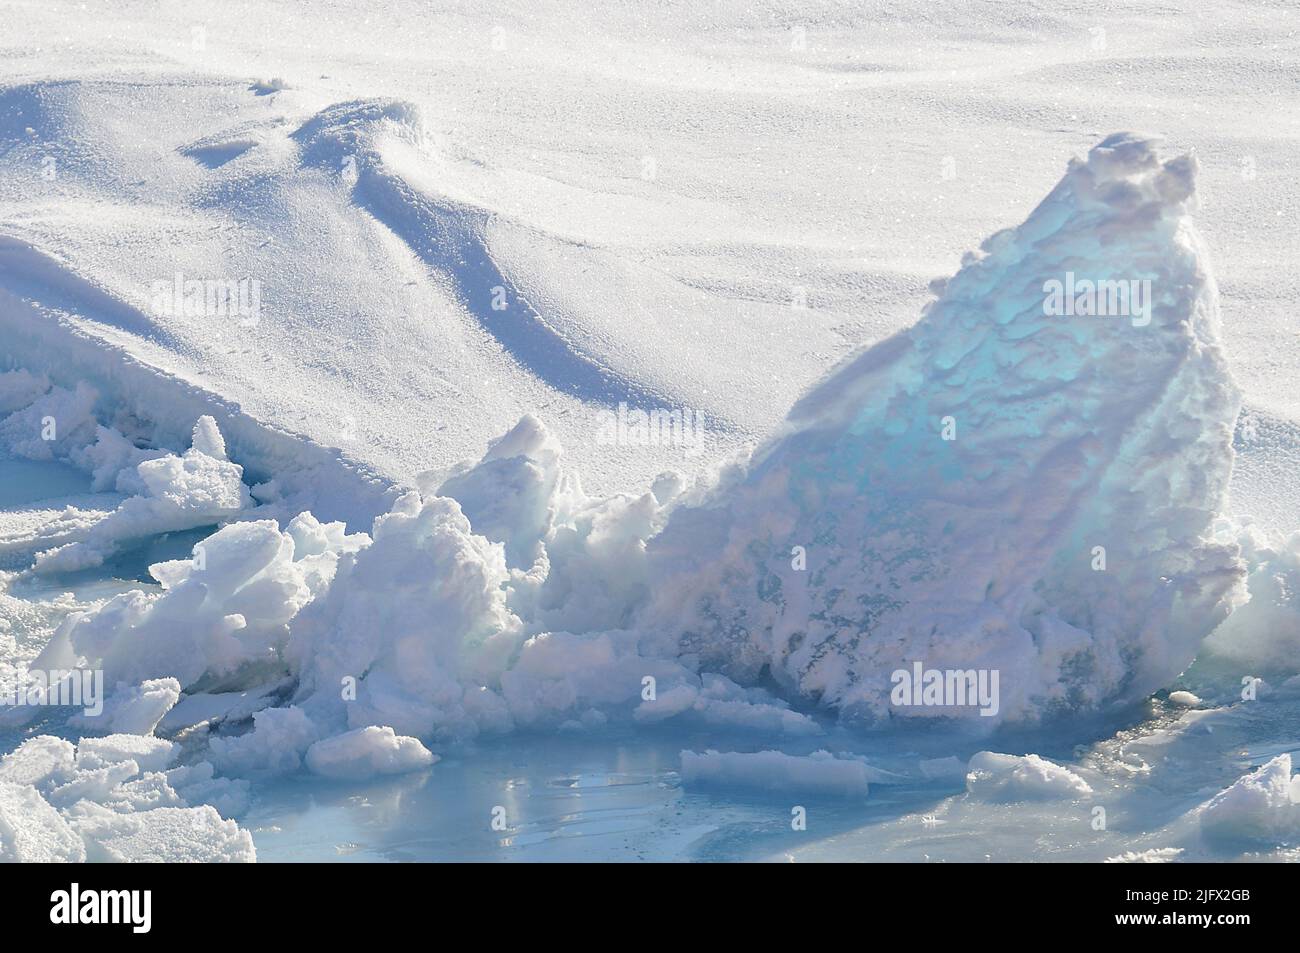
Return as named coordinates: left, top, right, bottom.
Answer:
left=286, top=492, right=526, bottom=741
left=643, top=133, right=1243, bottom=726
left=965, top=751, right=1093, bottom=801
left=1197, top=754, right=1300, bottom=846
left=0, top=135, right=1260, bottom=795
left=680, top=749, right=870, bottom=797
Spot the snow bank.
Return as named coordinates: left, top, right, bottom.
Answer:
left=304, top=726, right=436, bottom=780
left=964, top=752, right=1093, bottom=801
left=642, top=133, right=1243, bottom=726
left=1197, top=754, right=1300, bottom=846
left=0, top=733, right=254, bottom=862
left=680, top=749, right=870, bottom=797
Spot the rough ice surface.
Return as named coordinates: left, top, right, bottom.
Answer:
left=70, top=803, right=256, bottom=863
left=31, top=512, right=360, bottom=689
left=0, top=781, right=85, bottom=862
left=0, top=734, right=253, bottom=862
left=1104, top=848, right=1184, bottom=864
left=643, top=133, right=1244, bottom=727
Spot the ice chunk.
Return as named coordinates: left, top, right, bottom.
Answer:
left=0, top=781, right=85, bottom=862
left=0, top=736, right=75, bottom=787
left=287, top=493, right=526, bottom=741
left=304, top=726, right=436, bottom=780
left=156, top=684, right=281, bottom=734
left=34, top=517, right=359, bottom=689
left=1198, top=754, right=1300, bottom=846
left=0, top=730, right=253, bottom=861
left=208, top=705, right=319, bottom=775
left=163, top=762, right=250, bottom=818
left=434, top=414, right=562, bottom=569
left=965, top=752, right=1093, bottom=801
left=680, top=749, right=870, bottom=797
left=76, top=735, right=178, bottom=774
left=633, top=683, right=699, bottom=723
left=70, top=802, right=256, bottom=863
left=31, top=417, right=253, bottom=573
left=190, top=415, right=227, bottom=460
left=69, top=677, right=181, bottom=735
left=644, top=135, right=1243, bottom=726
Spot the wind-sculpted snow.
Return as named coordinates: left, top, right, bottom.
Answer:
left=642, top=133, right=1245, bottom=726
left=292, top=100, right=668, bottom=409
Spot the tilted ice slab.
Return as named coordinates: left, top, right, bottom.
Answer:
left=642, top=134, right=1244, bottom=726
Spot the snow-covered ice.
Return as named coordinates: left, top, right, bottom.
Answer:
left=2, top=0, right=1299, bottom=864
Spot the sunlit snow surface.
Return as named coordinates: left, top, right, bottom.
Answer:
left=2, top=1, right=1300, bottom=862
